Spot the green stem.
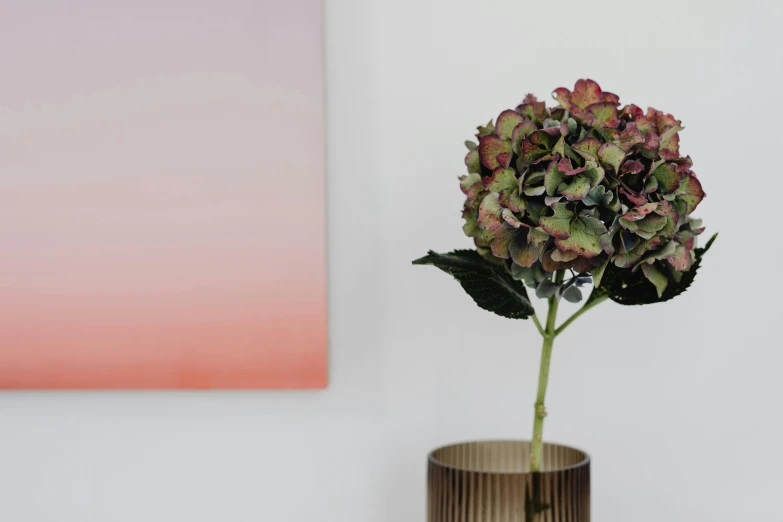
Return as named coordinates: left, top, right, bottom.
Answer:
left=528, top=277, right=610, bottom=472
left=531, top=314, right=545, bottom=337
left=554, top=294, right=609, bottom=336
left=530, top=271, right=563, bottom=472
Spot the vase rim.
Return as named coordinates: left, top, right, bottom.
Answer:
left=428, top=439, right=590, bottom=475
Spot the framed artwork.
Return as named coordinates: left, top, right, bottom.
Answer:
left=0, top=1, right=327, bottom=389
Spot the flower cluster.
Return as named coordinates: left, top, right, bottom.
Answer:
left=460, top=79, right=706, bottom=301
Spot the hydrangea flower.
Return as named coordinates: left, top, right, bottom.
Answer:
left=449, top=79, right=712, bottom=306
left=413, top=80, right=717, bottom=473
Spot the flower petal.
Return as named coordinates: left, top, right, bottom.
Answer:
left=597, top=143, right=625, bottom=173
left=477, top=193, right=504, bottom=231
left=478, top=135, right=512, bottom=170
left=495, top=110, right=526, bottom=140
left=570, top=79, right=603, bottom=109
left=641, top=263, right=668, bottom=298
left=539, top=203, right=573, bottom=239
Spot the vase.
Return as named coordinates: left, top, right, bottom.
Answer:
left=427, top=440, right=590, bottom=522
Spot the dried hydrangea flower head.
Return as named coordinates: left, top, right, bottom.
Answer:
left=452, top=79, right=713, bottom=306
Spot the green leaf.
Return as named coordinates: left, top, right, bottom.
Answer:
left=413, top=250, right=535, bottom=319
left=596, top=233, right=717, bottom=305
left=584, top=282, right=610, bottom=307
left=591, top=257, right=610, bottom=288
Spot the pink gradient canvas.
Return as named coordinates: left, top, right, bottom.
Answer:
left=0, top=1, right=327, bottom=389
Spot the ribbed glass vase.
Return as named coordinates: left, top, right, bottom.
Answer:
left=427, top=440, right=590, bottom=522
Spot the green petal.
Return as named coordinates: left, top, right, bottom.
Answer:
left=522, top=130, right=560, bottom=164
left=651, top=162, right=683, bottom=194
left=495, top=110, right=526, bottom=140
left=478, top=136, right=512, bottom=170
left=572, top=137, right=602, bottom=160
left=555, top=217, right=606, bottom=258
left=477, top=193, right=504, bottom=231
left=485, top=168, right=518, bottom=193
left=597, top=233, right=717, bottom=305
left=511, top=120, right=537, bottom=154
left=509, top=233, right=544, bottom=268
left=523, top=186, right=546, bottom=197
left=616, top=123, right=644, bottom=152
left=580, top=215, right=609, bottom=235
left=490, top=226, right=519, bottom=259
left=668, top=244, right=692, bottom=271
left=570, top=79, right=603, bottom=109
left=476, top=120, right=495, bottom=137
left=465, top=150, right=481, bottom=174
left=544, top=161, right=566, bottom=196
left=559, top=176, right=592, bottom=201
left=582, top=164, right=605, bottom=186
left=459, top=173, right=483, bottom=204
left=586, top=102, right=619, bottom=128
left=597, top=143, right=625, bottom=173
left=583, top=185, right=614, bottom=207
left=641, top=263, right=668, bottom=298
left=539, top=203, right=573, bottom=239
left=675, top=173, right=705, bottom=214
left=528, top=227, right=551, bottom=246
left=635, top=213, right=668, bottom=234
left=659, top=123, right=683, bottom=155
left=460, top=173, right=482, bottom=193
left=638, top=240, right=677, bottom=266
left=499, top=189, right=526, bottom=213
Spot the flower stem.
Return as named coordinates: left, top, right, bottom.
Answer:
left=531, top=314, right=545, bottom=337
left=554, top=294, right=609, bottom=336
left=530, top=271, right=563, bottom=472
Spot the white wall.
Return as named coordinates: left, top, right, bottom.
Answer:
left=2, top=0, right=782, bottom=520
